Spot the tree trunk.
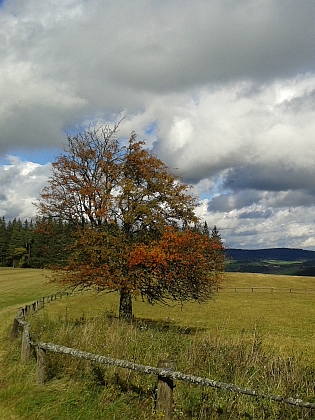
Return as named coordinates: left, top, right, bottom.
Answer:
left=119, top=290, right=133, bottom=322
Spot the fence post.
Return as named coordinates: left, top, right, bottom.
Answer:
left=21, top=323, right=32, bottom=362
left=36, top=347, right=47, bottom=384
left=11, top=318, right=20, bottom=338
left=156, top=360, right=175, bottom=419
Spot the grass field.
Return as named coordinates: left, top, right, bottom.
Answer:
left=1, top=269, right=315, bottom=419
left=31, top=271, right=315, bottom=359
left=0, top=268, right=59, bottom=311
left=0, top=268, right=59, bottom=420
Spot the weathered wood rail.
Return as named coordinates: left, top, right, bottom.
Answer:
left=11, top=292, right=315, bottom=419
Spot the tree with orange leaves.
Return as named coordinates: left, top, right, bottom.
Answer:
left=37, top=123, right=224, bottom=320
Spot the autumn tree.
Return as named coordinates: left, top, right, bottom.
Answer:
left=37, top=123, right=224, bottom=320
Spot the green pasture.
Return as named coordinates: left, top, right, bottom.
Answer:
left=0, top=268, right=58, bottom=311
left=1, top=269, right=315, bottom=360
left=2, top=269, right=315, bottom=419
left=0, top=268, right=59, bottom=420
left=26, top=271, right=315, bottom=362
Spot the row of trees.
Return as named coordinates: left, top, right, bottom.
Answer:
left=0, top=215, right=221, bottom=271
left=35, top=123, right=225, bottom=319
left=0, top=216, right=74, bottom=268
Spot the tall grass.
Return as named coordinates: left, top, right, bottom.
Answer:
left=5, top=308, right=315, bottom=419
left=2, top=270, right=315, bottom=419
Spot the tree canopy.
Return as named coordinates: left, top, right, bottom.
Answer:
left=37, top=123, right=224, bottom=320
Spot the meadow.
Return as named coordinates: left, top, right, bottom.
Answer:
left=1, top=268, right=315, bottom=419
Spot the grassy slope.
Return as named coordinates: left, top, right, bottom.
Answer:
left=0, top=268, right=59, bottom=419
left=1, top=269, right=315, bottom=418
left=0, top=268, right=58, bottom=310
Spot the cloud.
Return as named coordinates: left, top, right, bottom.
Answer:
left=0, top=157, right=50, bottom=220
left=2, top=0, right=315, bottom=155
left=207, top=190, right=261, bottom=213
left=238, top=209, right=274, bottom=220
left=223, top=164, right=315, bottom=192
left=152, top=76, right=315, bottom=183
left=1, top=0, right=315, bottom=249
left=202, top=203, right=315, bottom=250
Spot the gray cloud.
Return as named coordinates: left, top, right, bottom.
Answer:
left=1, top=0, right=315, bottom=156
left=230, top=229, right=259, bottom=237
left=238, top=209, right=274, bottom=220
left=207, top=188, right=315, bottom=215
left=264, top=190, right=315, bottom=209
left=208, top=189, right=262, bottom=212
left=2, top=0, right=315, bottom=249
left=223, top=165, right=315, bottom=192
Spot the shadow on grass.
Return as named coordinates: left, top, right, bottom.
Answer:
left=132, top=316, right=206, bottom=335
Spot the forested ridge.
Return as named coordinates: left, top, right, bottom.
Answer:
left=0, top=216, right=74, bottom=268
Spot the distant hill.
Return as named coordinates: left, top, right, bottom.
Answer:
left=226, top=248, right=315, bottom=261
left=224, top=248, right=315, bottom=276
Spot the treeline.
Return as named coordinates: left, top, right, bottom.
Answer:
left=0, top=217, right=223, bottom=270
left=0, top=216, right=74, bottom=268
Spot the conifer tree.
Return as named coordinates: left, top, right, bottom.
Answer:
left=0, top=216, right=8, bottom=266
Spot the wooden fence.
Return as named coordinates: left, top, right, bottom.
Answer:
left=222, top=287, right=315, bottom=293
left=11, top=293, right=315, bottom=419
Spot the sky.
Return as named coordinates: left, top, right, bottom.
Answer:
left=1, top=0, right=315, bottom=250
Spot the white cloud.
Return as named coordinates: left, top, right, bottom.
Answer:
left=151, top=76, right=315, bottom=182
left=1, top=0, right=315, bottom=249
left=0, top=157, right=50, bottom=220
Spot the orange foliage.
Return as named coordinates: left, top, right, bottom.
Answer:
left=127, top=227, right=224, bottom=303
left=38, top=123, right=225, bottom=313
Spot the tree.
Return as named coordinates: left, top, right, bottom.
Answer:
left=211, top=225, right=222, bottom=243
left=210, top=225, right=224, bottom=272
left=11, top=247, right=28, bottom=268
left=202, top=221, right=210, bottom=237
left=31, top=216, right=75, bottom=268
left=37, top=123, right=224, bottom=320
left=0, top=216, right=8, bottom=266
left=7, top=218, right=25, bottom=267
left=0, top=216, right=72, bottom=268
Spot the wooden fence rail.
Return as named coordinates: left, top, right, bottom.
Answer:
left=11, top=292, right=315, bottom=419
left=222, top=287, right=315, bottom=293
left=33, top=340, right=315, bottom=409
